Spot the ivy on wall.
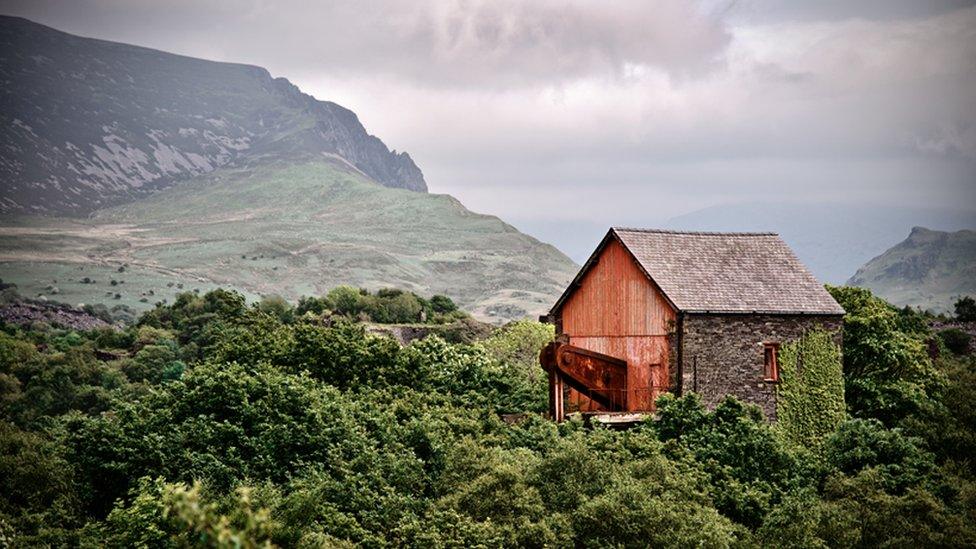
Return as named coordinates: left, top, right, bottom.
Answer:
left=776, top=330, right=846, bottom=450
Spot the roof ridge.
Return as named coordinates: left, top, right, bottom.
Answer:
left=612, top=226, right=779, bottom=237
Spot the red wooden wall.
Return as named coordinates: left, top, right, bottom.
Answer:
left=557, top=238, right=675, bottom=412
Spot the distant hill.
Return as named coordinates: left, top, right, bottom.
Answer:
left=0, top=16, right=425, bottom=215
left=0, top=159, right=578, bottom=322
left=848, top=227, right=976, bottom=313
left=667, top=202, right=976, bottom=284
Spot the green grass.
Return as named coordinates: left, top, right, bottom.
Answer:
left=0, top=159, right=577, bottom=321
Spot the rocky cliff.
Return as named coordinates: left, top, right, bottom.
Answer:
left=0, top=16, right=426, bottom=214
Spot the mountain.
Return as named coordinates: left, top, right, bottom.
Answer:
left=0, top=17, right=579, bottom=320
left=666, top=202, right=976, bottom=284
left=848, top=227, right=976, bottom=313
left=0, top=16, right=425, bottom=215
left=0, top=158, right=578, bottom=321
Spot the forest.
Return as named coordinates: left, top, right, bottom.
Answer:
left=1, top=286, right=974, bottom=547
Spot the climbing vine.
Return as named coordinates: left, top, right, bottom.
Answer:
left=776, top=330, right=846, bottom=450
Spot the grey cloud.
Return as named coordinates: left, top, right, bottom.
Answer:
left=0, top=0, right=730, bottom=88
left=1, top=0, right=973, bottom=268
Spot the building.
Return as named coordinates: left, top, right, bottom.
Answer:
left=541, top=227, right=845, bottom=421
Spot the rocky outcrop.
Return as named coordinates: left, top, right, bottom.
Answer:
left=0, top=300, right=114, bottom=331
left=366, top=318, right=494, bottom=345
left=0, top=16, right=426, bottom=215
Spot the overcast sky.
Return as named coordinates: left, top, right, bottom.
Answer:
left=3, top=0, right=975, bottom=261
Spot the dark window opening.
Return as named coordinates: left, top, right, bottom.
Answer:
left=764, top=343, right=780, bottom=382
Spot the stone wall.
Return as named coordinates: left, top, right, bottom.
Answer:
left=365, top=318, right=494, bottom=346
left=678, top=314, right=843, bottom=420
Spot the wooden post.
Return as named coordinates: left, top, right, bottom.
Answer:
left=553, top=372, right=565, bottom=422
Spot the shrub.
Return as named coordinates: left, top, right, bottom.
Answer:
left=573, top=479, right=738, bottom=548
left=955, top=296, right=976, bottom=322
left=97, top=477, right=276, bottom=548
left=654, top=394, right=809, bottom=528
left=1, top=284, right=972, bottom=546
left=295, top=295, right=330, bottom=316
left=824, top=418, right=934, bottom=494
left=255, top=294, right=294, bottom=323
left=326, top=286, right=364, bottom=316
left=938, top=328, right=971, bottom=355
left=430, top=294, right=458, bottom=314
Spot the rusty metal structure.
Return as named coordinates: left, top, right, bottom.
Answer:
left=540, top=341, right=628, bottom=421
left=541, top=227, right=846, bottom=422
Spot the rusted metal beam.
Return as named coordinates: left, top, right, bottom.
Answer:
left=541, top=341, right=628, bottom=416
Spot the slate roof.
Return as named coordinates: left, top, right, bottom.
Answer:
left=552, top=228, right=845, bottom=315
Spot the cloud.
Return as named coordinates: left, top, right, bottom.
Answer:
left=2, top=0, right=974, bottom=262
left=913, top=124, right=976, bottom=159
left=1, top=0, right=730, bottom=89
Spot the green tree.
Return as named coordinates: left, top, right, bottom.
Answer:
left=827, top=285, right=937, bottom=424
left=0, top=422, right=83, bottom=545
left=295, top=295, right=330, bottom=316
left=326, top=286, right=364, bottom=316
left=955, top=296, right=976, bottom=322
left=939, top=328, right=971, bottom=355
left=825, top=418, right=934, bottom=494
left=430, top=294, right=458, bottom=314
left=97, top=477, right=277, bottom=548
left=654, top=394, right=810, bottom=528
left=255, top=294, right=294, bottom=324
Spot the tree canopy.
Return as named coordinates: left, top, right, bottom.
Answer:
left=0, top=287, right=974, bottom=547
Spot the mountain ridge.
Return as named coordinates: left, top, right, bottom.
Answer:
left=0, top=15, right=426, bottom=214
left=848, top=226, right=976, bottom=313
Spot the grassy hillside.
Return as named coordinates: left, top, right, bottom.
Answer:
left=0, top=158, right=577, bottom=321
left=848, top=227, right=976, bottom=313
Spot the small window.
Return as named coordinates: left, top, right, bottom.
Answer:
left=763, top=343, right=780, bottom=382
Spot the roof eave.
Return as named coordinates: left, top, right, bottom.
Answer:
left=548, top=227, right=681, bottom=317
left=682, top=309, right=846, bottom=316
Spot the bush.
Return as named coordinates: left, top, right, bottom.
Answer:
left=255, top=294, right=294, bottom=323
left=363, top=290, right=423, bottom=323
left=0, top=422, right=83, bottom=542
left=96, top=477, right=276, bottom=548
left=654, top=394, right=810, bottom=528
left=955, top=296, right=976, bottom=322
left=429, top=294, right=458, bottom=314
left=326, top=286, right=364, bottom=316
left=939, top=328, right=971, bottom=355
left=573, top=479, right=738, bottom=548
left=295, top=295, right=330, bottom=316
left=825, top=418, right=934, bottom=494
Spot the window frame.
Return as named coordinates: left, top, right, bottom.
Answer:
left=763, top=342, right=780, bottom=382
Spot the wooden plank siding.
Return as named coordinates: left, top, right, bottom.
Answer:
left=558, top=238, right=676, bottom=412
